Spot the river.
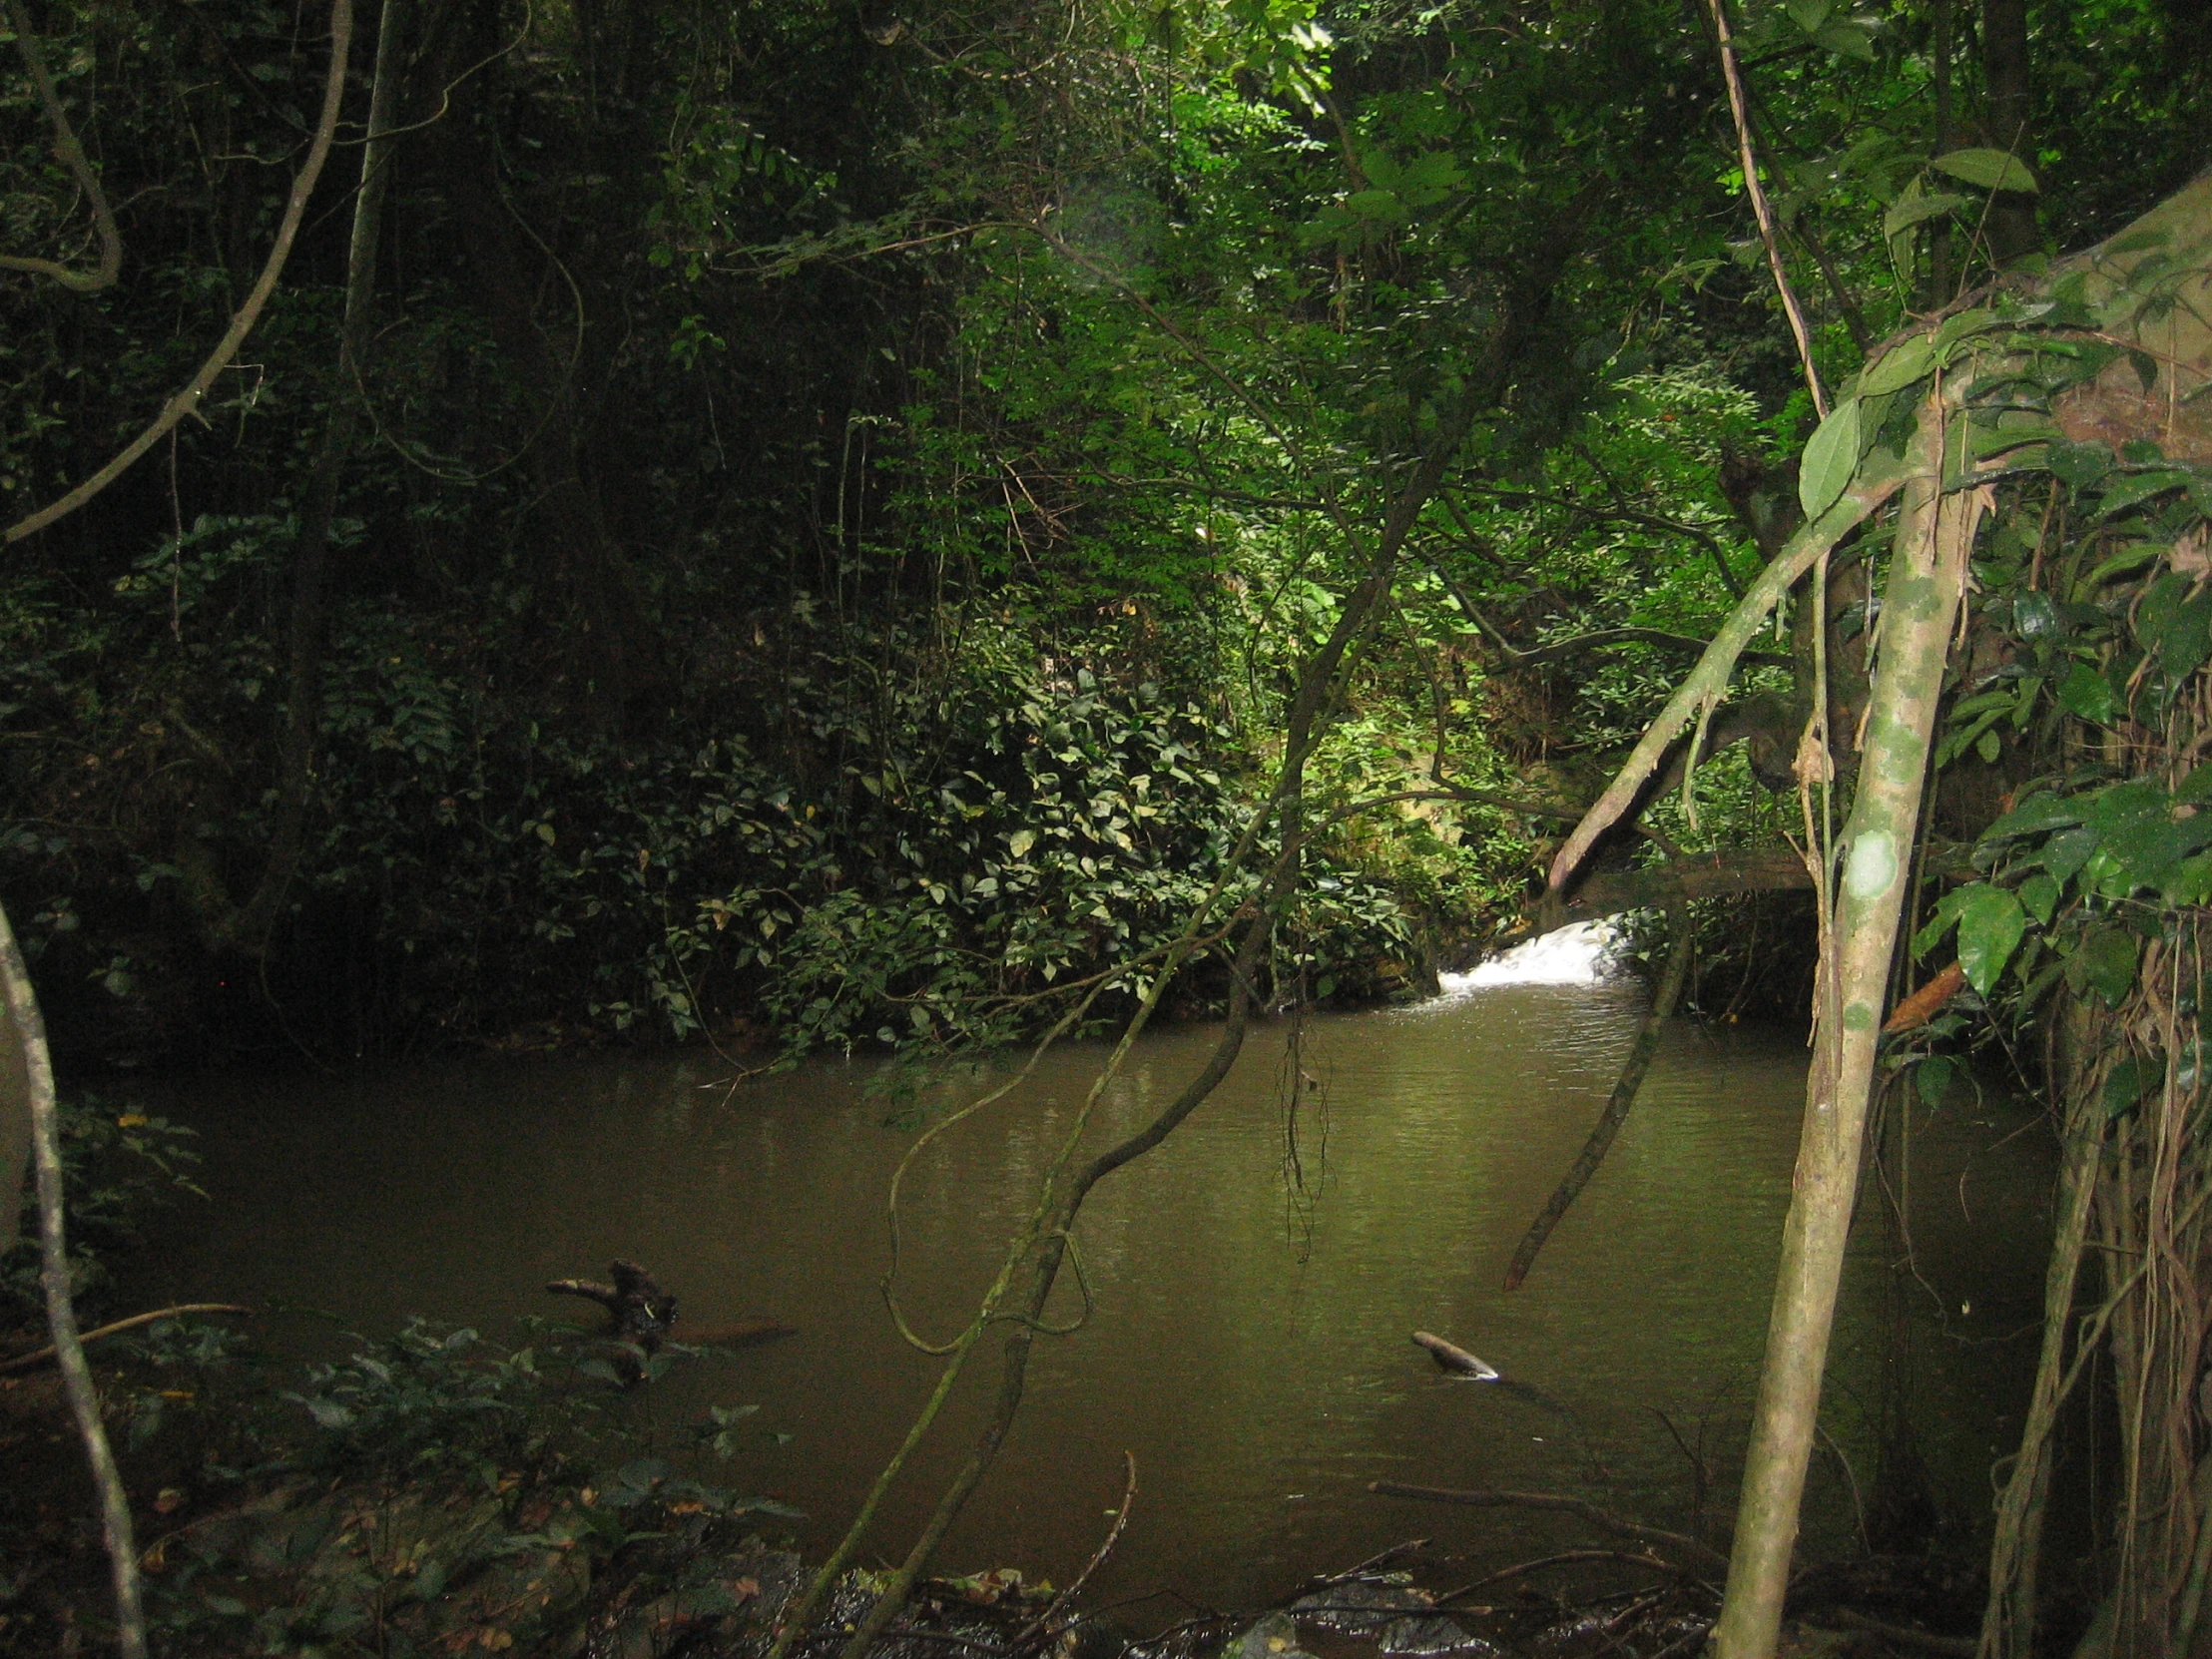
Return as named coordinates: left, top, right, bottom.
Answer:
left=126, top=936, right=2052, bottom=1614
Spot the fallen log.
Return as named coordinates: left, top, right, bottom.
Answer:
left=1543, top=845, right=1813, bottom=930
left=546, top=1260, right=676, bottom=1348
left=1368, top=1480, right=1731, bottom=1577
left=547, top=1260, right=679, bottom=1385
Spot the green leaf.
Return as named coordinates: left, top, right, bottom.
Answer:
left=1006, top=829, right=1036, bottom=858
left=1915, top=1054, right=1955, bottom=1106
left=1785, top=0, right=1832, bottom=30
left=2158, top=592, right=2212, bottom=683
left=1982, top=791, right=2083, bottom=840
left=1971, top=418, right=2062, bottom=460
left=2162, top=850, right=2212, bottom=906
left=2097, top=469, right=2192, bottom=519
left=1343, top=189, right=1407, bottom=222
left=1883, top=192, right=1973, bottom=238
left=2012, top=592, right=2060, bottom=639
left=1799, top=396, right=1864, bottom=518
left=1813, top=16, right=1878, bottom=58
left=2080, top=542, right=2161, bottom=589
left=1861, top=333, right=1936, bottom=395
left=2039, top=825, right=2099, bottom=885
left=2046, top=438, right=2115, bottom=488
left=2067, top=925, right=2140, bottom=1008
left=2103, top=1053, right=2163, bottom=1117
left=2056, top=662, right=2118, bottom=724
left=2018, top=871, right=2059, bottom=924
left=1953, top=884, right=2027, bottom=993
left=1932, top=148, right=2039, bottom=194
left=1933, top=305, right=2001, bottom=356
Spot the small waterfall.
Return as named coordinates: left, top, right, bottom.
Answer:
left=1440, top=920, right=1620, bottom=992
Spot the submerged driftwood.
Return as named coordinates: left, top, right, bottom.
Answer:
left=1410, top=1330, right=1500, bottom=1381
left=544, top=1260, right=794, bottom=1383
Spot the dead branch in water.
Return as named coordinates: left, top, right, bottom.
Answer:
left=679, top=1319, right=798, bottom=1349
left=1828, top=1609, right=1976, bottom=1655
left=1410, top=1330, right=1498, bottom=1379
left=1368, top=1481, right=1731, bottom=1577
left=1011, top=1451, right=1136, bottom=1648
left=1436, top=1550, right=1702, bottom=1601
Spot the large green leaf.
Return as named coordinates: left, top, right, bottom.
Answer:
left=2056, top=662, right=2119, bottom=725
left=2047, top=438, right=2115, bottom=488
left=1813, top=16, right=1878, bottom=59
left=1932, top=148, right=2039, bottom=194
left=1953, top=883, right=2027, bottom=994
left=2103, top=1053, right=2163, bottom=1117
left=2097, top=469, right=2192, bottom=520
left=1799, top=396, right=1864, bottom=518
left=2067, top=925, right=2141, bottom=1008
left=1982, top=790, right=2083, bottom=840
left=1861, top=333, right=1936, bottom=395
left=2039, top=826, right=2100, bottom=885
left=1883, top=192, right=1973, bottom=239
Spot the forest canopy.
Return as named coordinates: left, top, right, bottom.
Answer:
left=1, top=0, right=2193, bottom=1068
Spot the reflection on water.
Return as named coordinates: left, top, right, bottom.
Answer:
left=131, top=984, right=2052, bottom=1612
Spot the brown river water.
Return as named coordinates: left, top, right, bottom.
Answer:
left=126, top=951, right=2053, bottom=1616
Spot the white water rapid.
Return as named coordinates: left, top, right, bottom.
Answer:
left=1440, top=919, right=1620, bottom=992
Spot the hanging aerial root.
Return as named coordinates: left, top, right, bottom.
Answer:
left=1503, top=904, right=1694, bottom=1291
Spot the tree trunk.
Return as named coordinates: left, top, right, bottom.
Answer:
left=203, top=0, right=410, bottom=954
left=1710, top=391, right=1984, bottom=1659
left=1980, top=0, right=2038, bottom=264
left=0, top=900, right=146, bottom=1659
left=0, top=988, right=25, bottom=1257
left=432, top=1, right=645, bottom=729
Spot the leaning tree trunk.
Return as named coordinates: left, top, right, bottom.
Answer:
left=0, top=901, right=146, bottom=1659
left=1710, top=390, right=1984, bottom=1659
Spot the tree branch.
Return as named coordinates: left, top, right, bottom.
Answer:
left=1705, top=0, right=1828, bottom=417
left=1502, top=902, right=1695, bottom=1291
left=4, top=0, right=355, bottom=544
left=1546, top=454, right=1906, bottom=890
left=1369, top=1482, right=1731, bottom=1577
left=1547, top=845, right=1815, bottom=927
left=0, top=0, right=123, bottom=293
left=0, top=1303, right=251, bottom=1375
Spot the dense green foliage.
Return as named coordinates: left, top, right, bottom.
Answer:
left=1, top=0, right=2203, bottom=1065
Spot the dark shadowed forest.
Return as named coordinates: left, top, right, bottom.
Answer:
left=4, top=1, right=2212, bottom=1656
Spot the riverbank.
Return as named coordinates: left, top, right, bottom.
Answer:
left=2, top=1331, right=1982, bottom=1659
